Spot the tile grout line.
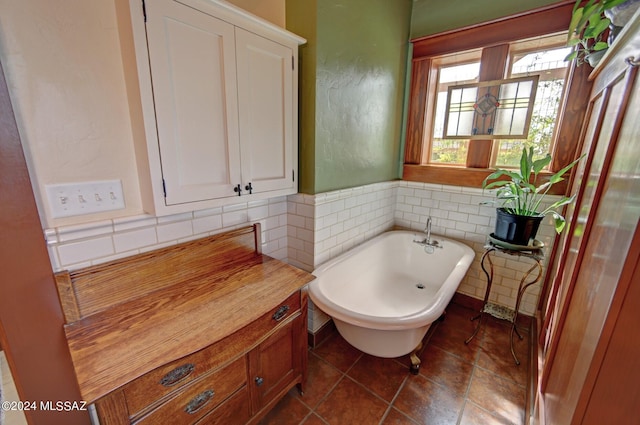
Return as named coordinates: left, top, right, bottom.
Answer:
left=459, top=313, right=529, bottom=424
left=298, top=304, right=530, bottom=425
left=297, top=351, right=363, bottom=424
left=380, top=374, right=419, bottom=425
left=455, top=330, right=483, bottom=425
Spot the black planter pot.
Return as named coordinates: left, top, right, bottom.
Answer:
left=494, top=208, right=543, bottom=246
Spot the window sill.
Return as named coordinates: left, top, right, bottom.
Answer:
left=402, top=164, right=569, bottom=196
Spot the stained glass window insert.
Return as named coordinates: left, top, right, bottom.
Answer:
left=443, top=75, right=539, bottom=139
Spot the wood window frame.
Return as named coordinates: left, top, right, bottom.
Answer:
left=404, top=0, right=591, bottom=195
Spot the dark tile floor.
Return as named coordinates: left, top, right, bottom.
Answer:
left=259, top=302, right=531, bottom=425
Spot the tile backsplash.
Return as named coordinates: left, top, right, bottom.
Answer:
left=46, top=197, right=289, bottom=271
left=287, top=182, right=397, bottom=332
left=393, top=181, right=557, bottom=318
left=287, top=181, right=397, bottom=273
left=44, top=181, right=558, bottom=333
left=287, top=181, right=557, bottom=332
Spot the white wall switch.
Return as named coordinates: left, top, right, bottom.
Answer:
left=45, top=180, right=126, bottom=218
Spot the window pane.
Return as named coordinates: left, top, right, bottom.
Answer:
left=495, top=45, right=571, bottom=168
left=430, top=139, right=470, bottom=165
left=446, top=87, right=477, bottom=136
left=439, top=62, right=480, bottom=84
left=430, top=62, right=479, bottom=164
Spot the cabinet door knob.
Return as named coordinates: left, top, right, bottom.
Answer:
left=245, top=182, right=253, bottom=194
left=255, top=376, right=264, bottom=386
left=233, top=184, right=242, bottom=196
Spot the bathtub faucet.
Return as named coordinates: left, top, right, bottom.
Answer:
left=413, top=217, right=442, bottom=250
left=425, top=216, right=432, bottom=243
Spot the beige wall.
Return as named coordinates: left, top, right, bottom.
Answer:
left=0, top=0, right=284, bottom=229
left=227, top=0, right=285, bottom=26
left=0, top=0, right=142, bottom=228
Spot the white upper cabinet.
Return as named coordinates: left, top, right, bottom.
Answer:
left=125, top=0, right=305, bottom=215
left=236, top=28, right=294, bottom=195
left=145, top=0, right=241, bottom=206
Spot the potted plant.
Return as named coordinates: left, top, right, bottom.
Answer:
left=482, top=147, right=584, bottom=246
left=565, top=0, right=629, bottom=66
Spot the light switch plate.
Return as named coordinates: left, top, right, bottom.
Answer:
left=45, top=180, right=126, bottom=218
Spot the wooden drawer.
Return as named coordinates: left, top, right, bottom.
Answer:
left=248, top=291, right=300, bottom=340
left=194, top=387, right=250, bottom=425
left=123, top=339, right=238, bottom=417
left=123, top=291, right=301, bottom=418
left=134, top=357, right=246, bottom=425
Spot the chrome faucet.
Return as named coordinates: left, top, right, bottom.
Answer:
left=413, top=216, right=442, bottom=250
left=425, top=216, right=432, bottom=244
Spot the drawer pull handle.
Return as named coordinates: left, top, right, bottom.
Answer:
left=184, top=389, right=215, bottom=415
left=160, top=363, right=195, bottom=387
left=272, top=305, right=290, bottom=321
left=255, top=376, right=264, bottom=386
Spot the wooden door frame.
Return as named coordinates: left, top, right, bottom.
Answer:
left=0, top=60, right=90, bottom=423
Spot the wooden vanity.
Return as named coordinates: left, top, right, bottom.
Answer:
left=54, top=224, right=314, bottom=424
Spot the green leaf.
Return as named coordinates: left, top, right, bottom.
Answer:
left=485, top=147, right=584, bottom=220
left=579, top=3, right=602, bottom=32
left=548, top=153, right=586, bottom=184
left=532, top=154, right=552, bottom=175
left=552, top=211, right=567, bottom=234
left=567, top=7, right=584, bottom=39
left=483, top=169, right=525, bottom=188
left=539, top=195, right=577, bottom=218
left=534, top=181, right=552, bottom=193
left=496, top=191, right=519, bottom=201
left=520, top=148, right=531, bottom=184
left=603, top=0, right=628, bottom=9
left=506, top=168, right=525, bottom=181
left=483, top=180, right=511, bottom=190
left=548, top=174, right=566, bottom=185
left=484, top=169, right=509, bottom=181
left=565, top=50, right=579, bottom=61
left=567, top=37, right=581, bottom=47
left=520, top=181, right=536, bottom=192
left=545, top=195, right=576, bottom=212
left=593, top=41, right=609, bottom=51
left=584, top=17, right=611, bottom=39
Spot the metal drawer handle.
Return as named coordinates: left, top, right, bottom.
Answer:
left=272, top=305, right=290, bottom=322
left=184, top=389, right=215, bottom=415
left=160, top=363, right=195, bottom=387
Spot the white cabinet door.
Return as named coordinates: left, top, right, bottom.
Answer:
left=235, top=28, right=294, bottom=194
left=145, top=0, right=241, bottom=205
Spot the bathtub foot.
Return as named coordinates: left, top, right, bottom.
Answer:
left=437, top=311, right=446, bottom=322
left=409, top=341, right=423, bottom=375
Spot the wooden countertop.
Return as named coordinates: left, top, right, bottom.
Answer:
left=55, top=225, right=315, bottom=403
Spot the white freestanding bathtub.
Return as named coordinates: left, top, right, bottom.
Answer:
left=309, top=230, right=474, bottom=372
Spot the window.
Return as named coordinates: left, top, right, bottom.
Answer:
left=495, top=38, right=571, bottom=168
left=404, top=2, right=591, bottom=194
left=431, top=57, right=480, bottom=165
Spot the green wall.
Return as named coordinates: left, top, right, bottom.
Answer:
left=286, top=0, right=318, bottom=193
left=411, top=0, right=562, bottom=40
left=287, top=0, right=411, bottom=194
left=287, top=0, right=564, bottom=195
